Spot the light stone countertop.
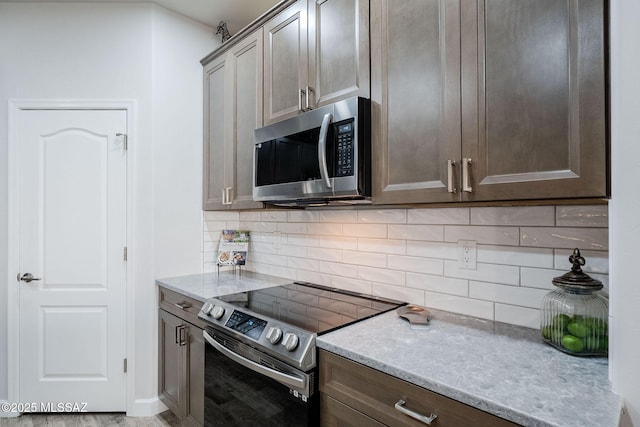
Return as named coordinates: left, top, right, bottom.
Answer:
left=317, top=308, right=623, bottom=427
left=155, top=270, right=292, bottom=302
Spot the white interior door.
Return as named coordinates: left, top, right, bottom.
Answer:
left=17, top=109, right=127, bottom=411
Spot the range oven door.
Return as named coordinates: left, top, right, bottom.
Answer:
left=203, top=328, right=318, bottom=427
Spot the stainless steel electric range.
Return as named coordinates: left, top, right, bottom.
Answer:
left=198, top=281, right=406, bottom=427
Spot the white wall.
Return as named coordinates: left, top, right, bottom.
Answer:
left=0, top=2, right=215, bottom=414
left=610, top=0, right=640, bottom=424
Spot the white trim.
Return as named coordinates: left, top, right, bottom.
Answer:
left=7, top=99, right=137, bottom=414
left=127, top=397, right=168, bottom=417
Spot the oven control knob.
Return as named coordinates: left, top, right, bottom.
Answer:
left=282, top=332, right=299, bottom=352
left=201, top=301, right=214, bottom=316
left=211, top=306, right=225, bottom=320
left=266, top=327, right=283, bottom=344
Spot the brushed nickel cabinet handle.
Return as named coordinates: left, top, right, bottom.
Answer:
left=394, top=399, right=438, bottom=425
left=306, top=86, right=314, bottom=110
left=174, top=301, right=192, bottom=310
left=299, top=89, right=306, bottom=112
left=447, top=160, right=457, bottom=193
left=462, top=158, right=472, bottom=193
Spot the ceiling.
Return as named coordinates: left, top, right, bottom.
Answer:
left=2, top=0, right=282, bottom=34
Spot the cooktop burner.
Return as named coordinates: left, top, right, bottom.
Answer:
left=218, top=281, right=404, bottom=334
left=199, top=281, right=406, bottom=370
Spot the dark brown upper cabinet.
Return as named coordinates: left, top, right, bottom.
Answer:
left=372, top=0, right=607, bottom=205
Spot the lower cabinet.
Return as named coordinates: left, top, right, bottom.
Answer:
left=319, top=350, right=518, bottom=427
left=158, top=288, right=204, bottom=427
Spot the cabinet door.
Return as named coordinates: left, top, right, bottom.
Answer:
left=203, top=55, right=231, bottom=210
left=184, top=326, right=204, bottom=427
left=228, top=29, right=265, bottom=210
left=308, top=0, right=370, bottom=108
left=158, top=309, right=186, bottom=418
left=264, top=0, right=309, bottom=124
left=371, top=0, right=462, bottom=205
left=461, top=0, right=607, bottom=201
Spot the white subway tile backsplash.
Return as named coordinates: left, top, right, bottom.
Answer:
left=317, top=209, right=358, bottom=223
left=203, top=204, right=608, bottom=329
left=495, top=304, right=540, bottom=329
left=520, top=268, right=560, bottom=290
left=445, top=226, right=520, bottom=245
left=478, top=245, right=554, bottom=268
left=288, top=210, right=319, bottom=223
left=343, top=223, right=387, bottom=238
left=358, top=209, right=407, bottom=224
left=406, top=273, right=468, bottom=296
left=318, top=261, right=358, bottom=278
left=556, top=205, right=608, bottom=227
left=388, top=224, right=444, bottom=241
left=372, top=283, right=425, bottom=306
left=342, top=251, right=387, bottom=268
left=306, top=247, right=343, bottom=262
left=288, top=256, right=319, bottom=271
left=470, top=206, right=555, bottom=226
left=469, top=281, right=548, bottom=309
left=306, top=222, right=343, bottom=236
left=358, top=266, right=406, bottom=286
left=387, top=255, right=443, bottom=275
left=408, top=208, right=469, bottom=224
left=261, top=210, right=289, bottom=222
left=444, top=260, right=520, bottom=286
left=318, top=236, right=358, bottom=250
left=357, top=238, right=406, bottom=255
left=277, top=222, right=307, bottom=234
left=423, top=291, right=495, bottom=320
left=407, top=241, right=458, bottom=259
left=521, top=227, right=608, bottom=250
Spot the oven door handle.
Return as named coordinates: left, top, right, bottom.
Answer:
left=203, top=330, right=306, bottom=390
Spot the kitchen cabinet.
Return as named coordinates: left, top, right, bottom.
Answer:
left=319, top=349, right=518, bottom=427
left=203, top=29, right=264, bottom=210
left=263, top=0, right=370, bottom=125
left=371, top=0, right=607, bottom=205
left=158, top=287, right=204, bottom=427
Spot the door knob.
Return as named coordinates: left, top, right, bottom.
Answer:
left=18, top=273, right=41, bottom=283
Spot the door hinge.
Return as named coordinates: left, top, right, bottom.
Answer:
left=124, top=358, right=128, bottom=373
left=123, top=246, right=128, bottom=261
left=116, top=133, right=128, bottom=150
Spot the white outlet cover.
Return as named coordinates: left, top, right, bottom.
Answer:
left=457, top=240, right=477, bottom=270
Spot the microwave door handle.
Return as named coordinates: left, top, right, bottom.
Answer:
left=318, top=112, right=333, bottom=189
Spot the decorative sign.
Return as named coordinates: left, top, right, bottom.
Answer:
left=217, top=230, right=249, bottom=266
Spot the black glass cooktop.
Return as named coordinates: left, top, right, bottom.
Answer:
left=217, top=281, right=406, bottom=335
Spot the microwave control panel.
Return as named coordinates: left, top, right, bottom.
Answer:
left=335, top=120, right=354, bottom=177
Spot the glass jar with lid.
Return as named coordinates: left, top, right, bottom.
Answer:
left=540, top=248, right=608, bottom=356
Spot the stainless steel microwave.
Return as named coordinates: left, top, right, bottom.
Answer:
left=253, top=96, right=371, bottom=206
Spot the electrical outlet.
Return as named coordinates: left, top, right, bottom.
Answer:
left=458, top=240, right=477, bottom=270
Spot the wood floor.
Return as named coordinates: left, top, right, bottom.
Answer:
left=0, top=411, right=181, bottom=427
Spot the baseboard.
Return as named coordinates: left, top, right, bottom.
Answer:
left=126, top=396, right=168, bottom=417
left=0, top=400, right=21, bottom=418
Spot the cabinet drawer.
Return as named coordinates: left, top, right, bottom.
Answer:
left=319, top=350, right=519, bottom=427
left=159, top=287, right=205, bottom=328
left=321, top=394, right=384, bottom=427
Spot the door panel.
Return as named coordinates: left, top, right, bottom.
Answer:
left=371, top=0, right=461, bottom=204
left=18, top=109, right=127, bottom=411
left=309, top=0, right=370, bottom=108
left=461, top=0, right=607, bottom=201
